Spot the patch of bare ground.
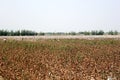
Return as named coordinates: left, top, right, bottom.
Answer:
left=0, top=35, right=120, bottom=41
left=0, top=76, right=4, bottom=80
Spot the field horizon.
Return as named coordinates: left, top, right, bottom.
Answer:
left=0, top=35, right=120, bottom=41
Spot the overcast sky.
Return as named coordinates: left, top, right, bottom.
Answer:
left=0, top=0, right=120, bottom=32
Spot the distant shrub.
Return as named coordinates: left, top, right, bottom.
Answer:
left=108, top=30, right=118, bottom=35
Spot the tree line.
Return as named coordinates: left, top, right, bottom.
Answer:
left=0, top=30, right=119, bottom=36
left=0, top=30, right=38, bottom=36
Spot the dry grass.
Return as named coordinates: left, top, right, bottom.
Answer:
left=0, top=39, right=120, bottom=80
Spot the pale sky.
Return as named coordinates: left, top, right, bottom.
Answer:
left=0, top=0, right=120, bottom=32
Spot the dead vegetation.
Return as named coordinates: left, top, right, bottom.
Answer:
left=0, top=39, right=120, bottom=80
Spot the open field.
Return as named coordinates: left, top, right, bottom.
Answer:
left=0, top=35, right=120, bottom=40
left=0, top=38, right=120, bottom=80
